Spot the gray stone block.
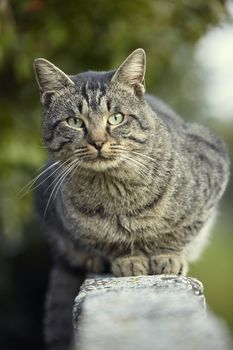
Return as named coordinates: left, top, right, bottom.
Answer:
left=73, top=275, right=232, bottom=350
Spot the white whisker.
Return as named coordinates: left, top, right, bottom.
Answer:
left=18, top=161, right=60, bottom=196
left=110, top=145, right=160, bottom=174
left=43, top=155, right=88, bottom=219
left=73, top=148, right=88, bottom=154
left=130, top=150, right=157, bottom=162
left=53, top=159, right=84, bottom=201
left=119, top=154, right=151, bottom=183
left=43, top=158, right=78, bottom=194
left=23, top=158, right=76, bottom=196
left=111, top=145, right=157, bottom=163
left=120, top=154, right=151, bottom=173
left=43, top=159, right=82, bottom=219
left=122, top=161, right=151, bottom=186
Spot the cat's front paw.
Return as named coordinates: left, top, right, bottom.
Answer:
left=111, top=255, right=150, bottom=277
left=150, top=254, right=187, bottom=276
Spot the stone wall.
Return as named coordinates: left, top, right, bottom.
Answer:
left=73, top=275, right=232, bottom=350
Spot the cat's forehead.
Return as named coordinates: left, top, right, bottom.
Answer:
left=71, top=70, right=114, bottom=87
left=69, top=70, right=114, bottom=112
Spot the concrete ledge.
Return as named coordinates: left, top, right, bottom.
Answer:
left=73, top=275, right=232, bottom=350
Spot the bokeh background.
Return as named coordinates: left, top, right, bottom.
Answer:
left=0, top=0, right=233, bottom=349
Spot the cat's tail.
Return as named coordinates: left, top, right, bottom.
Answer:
left=44, top=263, right=86, bottom=350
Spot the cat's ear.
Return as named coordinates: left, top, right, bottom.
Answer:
left=34, top=58, right=75, bottom=104
left=111, top=48, right=146, bottom=97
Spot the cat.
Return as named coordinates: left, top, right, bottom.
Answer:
left=33, top=49, right=230, bottom=350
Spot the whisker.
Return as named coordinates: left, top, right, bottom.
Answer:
left=43, top=159, right=81, bottom=219
left=111, top=145, right=157, bottom=163
left=74, top=146, right=87, bottom=151
left=73, top=151, right=90, bottom=157
left=19, top=155, right=80, bottom=197
left=73, top=147, right=88, bottom=154
left=53, top=159, right=84, bottom=202
left=130, top=150, right=157, bottom=163
left=43, top=155, right=89, bottom=219
left=130, top=151, right=160, bottom=173
left=120, top=154, right=151, bottom=173
left=25, top=158, right=76, bottom=195
left=18, top=161, right=60, bottom=196
left=122, top=160, right=151, bottom=186
left=110, top=145, right=160, bottom=173
left=33, top=163, right=49, bottom=174
left=108, top=149, right=151, bottom=178
left=44, top=158, right=80, bottom=194
left=119, top=154, right=151, bottom=181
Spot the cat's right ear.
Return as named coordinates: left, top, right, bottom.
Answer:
left=34, top=58, right=74, bottom=104
left=111, top=48, right=146, bottom=98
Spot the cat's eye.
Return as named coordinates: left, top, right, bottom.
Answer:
left=66, top=117, right=84, bottom=129
left=108, top=113, right=124, bottom=126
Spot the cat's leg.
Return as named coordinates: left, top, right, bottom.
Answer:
left=111, top=255, right=150, bottom=276
left=150, top=253, right=188, bottom=276
left=44, top=263, right=85, bottom=350
left=44, top=239, right=109, bottom=350
left=149, top=213, right=216, bottom=276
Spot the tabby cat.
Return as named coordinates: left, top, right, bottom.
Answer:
left=34, top=49, right=229, bottom=350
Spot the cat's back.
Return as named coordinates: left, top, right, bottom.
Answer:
left=146, top=94, right=229, bottom=187
left=146, top=94, right=229, bottom=159
left=145, top=94, right=184, bottom=127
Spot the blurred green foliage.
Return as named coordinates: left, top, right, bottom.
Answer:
left=0, top=0, right=232, bottom=349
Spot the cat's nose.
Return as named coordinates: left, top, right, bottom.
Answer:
left=87, top=129, right=107, bottom=150
left=89, top=140, right=105, bottom=150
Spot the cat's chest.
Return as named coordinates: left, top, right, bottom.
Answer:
left=61, top=204, right=160, bottom=255
left=67, top=174, right=151, bottom=215
left=59, top=194, right=188, bottom=257
left=58, top=177, right=162, bottom=254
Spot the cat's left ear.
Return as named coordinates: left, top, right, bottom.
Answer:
left=111, top=48, right=146, bottom=97
left=34, top=58, right=75, bottom=104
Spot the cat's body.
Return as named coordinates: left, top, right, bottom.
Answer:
left=34, top=49, right=229, bottom=350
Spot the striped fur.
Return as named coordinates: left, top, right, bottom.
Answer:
left=34, top=49, right=230, bottom=350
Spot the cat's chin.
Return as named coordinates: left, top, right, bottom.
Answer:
left=82, top=158, right=121, bottom=172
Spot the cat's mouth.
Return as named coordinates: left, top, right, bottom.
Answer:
left=82, top=150, right=121, bottom=171
left=94, top=151, right=112, bottom=160
left=70, top=144, right=125, bottom=171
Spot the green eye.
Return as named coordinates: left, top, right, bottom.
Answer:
left=108, top=113, right=124, bottom=126
left=66, top=117, right=84, bottom=129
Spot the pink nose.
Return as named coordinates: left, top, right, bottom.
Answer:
left=89, top=140, right=105, bottom=150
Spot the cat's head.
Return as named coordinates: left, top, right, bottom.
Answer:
left=34, top=49, right=155, bottom=172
